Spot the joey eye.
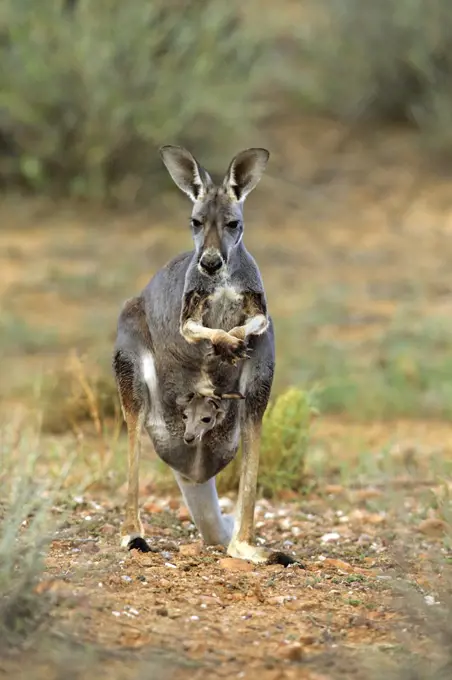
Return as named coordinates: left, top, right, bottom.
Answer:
left=182, top=413, right=188, bottom=420
left=191, top=218, right=202, bottom=229
left=226, top=220, right=240, bottom=230
left=201, top=417, right=212, bottom=424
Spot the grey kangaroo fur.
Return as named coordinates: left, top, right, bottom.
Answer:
left=113, top=145, right=295, bottom=565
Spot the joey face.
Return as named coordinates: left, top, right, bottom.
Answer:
left=179, top=394, right=224, bottom=445
left=177, top=391, right=245, bottom=445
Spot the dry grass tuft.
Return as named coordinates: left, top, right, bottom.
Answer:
left=41, top=351, right=120, bottom=438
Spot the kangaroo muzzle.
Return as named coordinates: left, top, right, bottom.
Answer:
left=199, top=250, right=224, bottom=275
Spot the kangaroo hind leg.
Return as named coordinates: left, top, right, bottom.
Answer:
left=113, top=348, right=150, bottom=552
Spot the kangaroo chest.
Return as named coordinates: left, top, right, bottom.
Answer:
left=204, top=285, right=244, bottom=331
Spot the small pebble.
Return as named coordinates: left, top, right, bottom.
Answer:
left=178, top=507, right=191, bottom=522
left=156, top=607, right=168, bottom=616
left=179, top=542, right=202, bottom=557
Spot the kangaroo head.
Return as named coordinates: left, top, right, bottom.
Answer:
left=176, top=391, right=245, bottom=446
left=159, top=146, right=269, bottom=277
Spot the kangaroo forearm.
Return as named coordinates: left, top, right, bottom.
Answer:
left=180, top=290, right=213, bottom=343
left=181, top=319, right=230, bottom=345
left=181, top=319, right=217, bottom=343
left=229, top=314, right=269, bottom=341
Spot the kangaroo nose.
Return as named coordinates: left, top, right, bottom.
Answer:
left=184, top=434, right=195, bottom=445
left=200, top=252, right=223, bottom=274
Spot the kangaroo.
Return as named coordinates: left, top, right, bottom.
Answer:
left=113, top=145, right=294, bottom=565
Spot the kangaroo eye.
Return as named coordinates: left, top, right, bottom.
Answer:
left=201, top=417, right=211, bottom=424
left=226, top=220, right=239, bottom=230
left=182, top=413, right=188, bottom=420
left=191, top=218, right=202, bottom=229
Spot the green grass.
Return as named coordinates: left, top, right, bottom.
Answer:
left=276, top=302, right=452, bottom=420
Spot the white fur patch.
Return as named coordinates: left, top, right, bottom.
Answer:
left=210, top=284, right=243, bottom=304
left=239, top=361, right=252, bottom=395
left=142, top=353, right=167, bottom=436
left=230, top=418, right=241, bottom=449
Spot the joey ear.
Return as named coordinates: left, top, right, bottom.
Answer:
left=216, top=408, right=226, bottom=424
left=176, top=392, right=195, bottom=407
left=222, top=148, right=269, bottom=202
left=160, top=145, right=213, bottom=202
left=206, top=396, right=222, bottom=410
left=220, top=392, right=245, bottom=400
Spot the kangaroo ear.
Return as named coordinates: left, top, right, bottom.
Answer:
left=160, top=146, right=213, bottom=202
left=176, top=392, right=195, bottom=407
left=220, top=392, right=245, bottom=400
left=223, top=148, right=269, bottom=202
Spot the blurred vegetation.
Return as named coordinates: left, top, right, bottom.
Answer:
left=292, top=0, right=452, bottom=153
left=3, top=0, right=452, bottom=206
left=0, top=427, right=59, bottom=648
left=0, top=0, right=270, bottom=204
left=0, top=312, right=60, bottom=356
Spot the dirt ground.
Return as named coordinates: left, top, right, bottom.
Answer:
left=2, top=117, right=452, bottom=678
left=9, top=428, right=451, bottom=680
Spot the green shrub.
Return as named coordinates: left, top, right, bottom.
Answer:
left=217, top=387, right=314, bottom=497
left=0, top=0, right=269, bottom=203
